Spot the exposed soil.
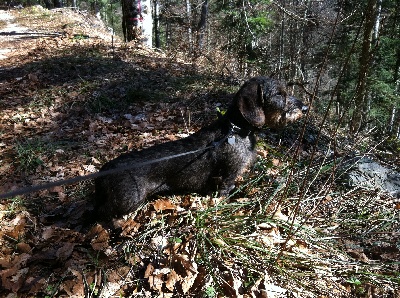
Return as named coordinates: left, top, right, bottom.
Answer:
left=0, top=9, right=29, bottom=59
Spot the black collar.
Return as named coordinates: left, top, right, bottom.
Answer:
left=229, top=120, right=253, bottom=136
left=217, top=111, right=254, bottom=137
left=218, top=112, right=254, bottom=137
left=210, top=113, right=254, bottom=149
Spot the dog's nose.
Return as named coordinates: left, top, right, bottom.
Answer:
left=302, top=106, right=308, bottom=113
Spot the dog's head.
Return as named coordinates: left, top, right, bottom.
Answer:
left=233, top=77, right=308, bottom=128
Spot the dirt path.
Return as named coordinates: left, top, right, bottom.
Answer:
left=0, top=9, right=29, bottom=60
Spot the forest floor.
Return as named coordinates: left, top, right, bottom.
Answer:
left=0, top=6, right=399, bottom=298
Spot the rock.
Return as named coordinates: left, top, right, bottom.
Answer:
left=347, top=157, right=400, bottom=197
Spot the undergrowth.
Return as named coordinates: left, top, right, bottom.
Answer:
left=14, top=138, right=55, bottom=173
left=115, top=134, right=400, bottom=297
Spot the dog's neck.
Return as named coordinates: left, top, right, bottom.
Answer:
left=218, top=110, right=254, bottom=137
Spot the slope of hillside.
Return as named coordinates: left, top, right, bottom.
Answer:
left=0, top=7, right=399, bottom=297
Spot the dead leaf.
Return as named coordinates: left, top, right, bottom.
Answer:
left=83, top=164, right=96, bottom=173
left=91, top=157, right=101, bottom=164
left=153, top=199, right=176, bottom=212
left=272, top=208, right=289, bottom=221
left=323, top=195, right=333, bottom=203
left=144, top=263, right=154, bottom=278
left=347, top=250, right=370, bottom=263
left=181, top=195, right=192, bottom=208
left=40, top=226, right=83, bottom=243
left=121, top=218, right=141, bottom=237
left=272, top=158, right=280, bottom=166
left=107, top=266, right=130, bottom=282
left=56, top=242, right=76, bottom=261
left=172, top=254, right=197, bottom=274
left=171, top=254, right=198, bottom=293
left=257, top=148, right=268, bottom=158
left=4, top=214, right=26, bottom=239
left=61, top=275, right=84, bottom=297
left=88, top=224, right=110, bottom=250
left=165, top=269, right=179, bottom=291
left=148, top=273, right=164, bottom=292
left=0, top=253, right=31, bottom=292
left=16, top=242, right=31, bottom=253
left=24, top=277, right=46, bottom=294
left=0, top=267, right=18, bottom=291
left=0, top=256, right=11, bottom=268
left=181, top=269, right=198, bottom=294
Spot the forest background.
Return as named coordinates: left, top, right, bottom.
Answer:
left=32, top=0, right=400, bottom=137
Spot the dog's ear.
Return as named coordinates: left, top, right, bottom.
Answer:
left=236, top=81, right=266, bottom=127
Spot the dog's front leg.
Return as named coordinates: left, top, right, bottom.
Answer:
left=215, top=174, right=237, bottom=196
left=219, top=183, right=236, bottom=196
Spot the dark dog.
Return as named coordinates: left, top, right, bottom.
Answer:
left=95, top=77, right=307, bottom=218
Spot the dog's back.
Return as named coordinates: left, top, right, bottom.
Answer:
left=95, top=119, right=257, bottom=217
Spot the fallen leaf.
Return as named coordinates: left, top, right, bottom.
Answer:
left=272, top=208, right=289, bottom=221
left=4, top=214, right=26, bottom=239
left=24, top=277, right=46, bottom=294
left=181, top=268, right=198, bottom=294
left=0, top=254, right=31, bottom=292
left=272, top=158, right=280, bottom=166
left=88, top=224, right=110, bottom=250
left=347, top=250, right=370, bottom=263
left=165, top=269, right=179, bottom=291
left=56, top=242, right=76, bottom=261
left=153, top=199, right=176, bottom=212
left=16, top=242, right=31, bottom=253
left=61, top=276, right=84, bottom=297
left=121, top=218, right=141, bottom=237
left=144, top=263, right=154, bottom=278
left=83, top=164, right=97, bottom=173
left=257, top=148, right=268, bottom=158
left=148, top=273, right=164, bottom=292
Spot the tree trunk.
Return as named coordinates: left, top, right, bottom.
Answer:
left=53, top=0, right=62, bottom=8
left=164, top=0, right=171, bottom=48
left=186, top=0, right=192, bottom=53
left=153, top=0, right=160, bottom=48
left=393, top=63, right=400, bottom=137
left=197, top=0, right=208, bottom=52
left=278, top=1, right=285, bottom=73
left=373, top=0, right=382, bottom=44
left=121, top=0, right=141, bottom=42
left=350, top=0, right=377, bottom=134
left=44, top=0, right=51, bottom=9
left=141, top=0, right=152, bottom=47
left=389, top=106, right=396, bottom=133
